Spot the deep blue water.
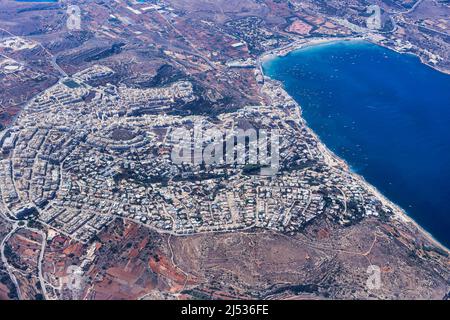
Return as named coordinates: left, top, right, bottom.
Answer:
left=263, top=41, right=450, bottom=248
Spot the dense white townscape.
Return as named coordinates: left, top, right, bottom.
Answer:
left=0, top=66, right=395, bottom=243
left=0, top=0, right=449, bottom=302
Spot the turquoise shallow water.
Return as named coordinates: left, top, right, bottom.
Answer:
left=263, top=41, right=450, bottom=248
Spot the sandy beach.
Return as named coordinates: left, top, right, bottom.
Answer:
left=258, top=37, right=450, bottom=255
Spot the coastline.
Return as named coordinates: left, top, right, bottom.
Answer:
left=258, top=37, right=450, bottom=255
left=259, top=35, right=450, bottom=76
left=374, top=40, right=450, bottom=76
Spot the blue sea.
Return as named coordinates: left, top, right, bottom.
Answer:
left=263, top=41, right=450, bottom=248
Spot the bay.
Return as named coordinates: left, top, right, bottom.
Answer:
left=263, top=40, right=450, bottom=248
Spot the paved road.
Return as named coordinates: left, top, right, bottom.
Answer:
left=0, top=223, right=22, bottom=300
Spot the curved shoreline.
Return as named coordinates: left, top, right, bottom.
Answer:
left=259, top=36, right=450, bottom=76
left=258, top=38, right=450, bottom=255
